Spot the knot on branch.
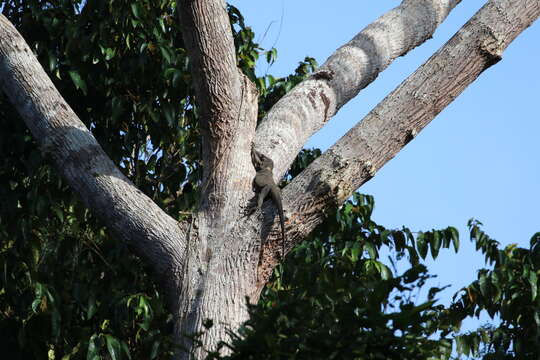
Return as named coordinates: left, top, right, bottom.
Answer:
left=479, top=26, right=504, bottom=67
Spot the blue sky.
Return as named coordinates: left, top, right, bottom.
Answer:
left=229, top=0, right=540, bottom=324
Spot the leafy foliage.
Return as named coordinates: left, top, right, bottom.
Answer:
left=210, top=213, right=540, bottom=359
left=212, top=192, right=460, bottom=360
left=1, top=0, right=198, bottom=357
left=448, top=221, right=540, bottom=358
left=1, top=1, right=539, bottom=360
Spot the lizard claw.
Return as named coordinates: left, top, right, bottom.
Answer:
left=244, top=199, right=257, bottom=216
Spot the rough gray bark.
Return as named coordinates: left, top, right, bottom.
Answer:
left=1, top=0, right=538, bottom=359
left=175, top=1, right=260, bottom=358
left=255, top=0, right=540, bottom=275
left=177, top=0, right=256, bottom=220
left=254, top=0, right=463, bottom=178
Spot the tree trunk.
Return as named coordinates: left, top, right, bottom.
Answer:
left=175, top=243, right=259, bottom=359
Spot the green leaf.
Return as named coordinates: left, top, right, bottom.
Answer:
left=416, top=233, right=428, bottom=260
left=105, top=48, right=116, bottom=61
left=529, top=271, right=538, bottom=300
left=139, top=42, right=148, bottom=53
left=393, top=231, right=406, bottom=251
left=159, top=17, right=166, bottom=33
left=406, top=245, right=419, bottom=265
left=266, top=74, right=276, bottom=86
left=364, top=242, right=377, bottom=259
left=430, top=231, right=441, bottom=259
left=266, top=48, right=278, bottom=64
left=160, top=46, right=172, bottom=64
left=172, top=70, right=183, bottom=88
left=105, top=335, right=121, bottom=360
left=350, top=242, right=361, bottom=262
left=257, top=77, right=266, bottom=93
left=32, top=282, right=45, bottom=313
left=534, top=311, right=540, bottom=327
left=68, top=70, right=87, bottom=95
left=121, top=341, right=131, bottom=360
left=48, top=53, right=57, bottom=72
left=380, top=264, right=392, bottom=280
left=44, top=288, right=61, bottom=338
left=52, top=205, right=64, bottom=222
left=87, top=293, right=97, bottom=320
left=479, top=274, right=490, bottom=298
left=87, top=334, right=99, bottom=360
left=449, top=226, right=459, bottom=253
left=164, top=67, right=177, bottom=78
left=131, top=3, right=141, bottom=18
left=150, top=340, right=160, bottom=359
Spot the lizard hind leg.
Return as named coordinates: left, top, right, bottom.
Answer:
left=244, top=185, right=271, bottom=216
left=257, top=185, right=271, bottom=209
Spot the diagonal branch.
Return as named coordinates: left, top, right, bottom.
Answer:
left=256, top=0, right=540, bottom=280
left=0, top=15, right=188, bottom=292
left=254, top=0, right=462, bottom=179
left=178, top=0, right=257, bottom=218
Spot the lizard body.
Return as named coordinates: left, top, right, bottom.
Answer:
left=249, top=146, right=286, bottom=257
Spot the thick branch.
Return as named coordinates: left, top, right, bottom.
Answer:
left=178, top=0, right=240, bottom=120
left=0, top=15, right=187, bottom=286
left=257, top=0, right=540, bottom=279
left=178, top=0, right=256, bottom=219
left=254, top=0, right=462, bottom=178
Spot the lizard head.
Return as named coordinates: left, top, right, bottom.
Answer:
left=260, top=156, right=274, bottom=171
left=254, top=153, right=274, bottom=171
left=251, top=147, right=274, bottom=171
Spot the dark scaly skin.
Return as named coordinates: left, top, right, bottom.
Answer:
left=249, top=146, right=286, bottom=257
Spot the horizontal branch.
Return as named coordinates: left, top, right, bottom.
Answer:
left=254, top=0, right=462, bottom=178
left=257, top=0, right=540, bottom=279
left=0, top=15, right=187, bottom=281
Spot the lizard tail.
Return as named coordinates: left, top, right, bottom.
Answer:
left=280, top=216, right=286, bottom=258
left=269, top=187, right=286, bottom=259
